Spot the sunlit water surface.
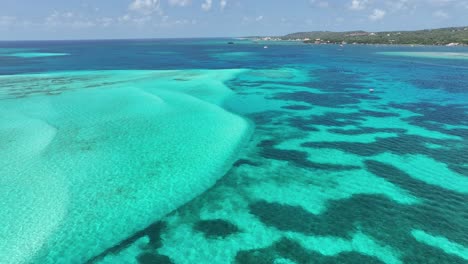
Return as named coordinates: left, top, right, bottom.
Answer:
left=0, top=39, right=467, bottom=264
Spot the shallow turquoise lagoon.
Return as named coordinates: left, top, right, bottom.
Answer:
left=5, top=52, right=69, bottom=58
left=0, top=40, right=467, bottom=264
left=377, top=51, right=468, bottom=60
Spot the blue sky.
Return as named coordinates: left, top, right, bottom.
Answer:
left=1, top=0, right=468, bottom=40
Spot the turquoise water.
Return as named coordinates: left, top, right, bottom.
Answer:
left=3, top=52, right=69, bottom=58
left=0, top=40, right=467, bottom=264
left=377, top=51, right=468, bottom=60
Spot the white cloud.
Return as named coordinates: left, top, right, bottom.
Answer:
left=0, top=16, right=16, bottom=27
left=201, top=0, right=228, bottom=12
left=132, top=15, right=152, bottom=25
left=129, top=0, right=161, bottom=14
left=318, top=1, right=329, bottom=8
left=173, top=19, right=197, bottom=25
left=117, top=13, right=155, bottom=26
left=386, top=0, right=468, bottom=12
left=71, top=20, right=96, bottom=28
left=156, top=16, right=198, bottom=29
left=428, top=0, right=468, bottom=9
left=241, top=15, right=264, bottom=24
left=429, top=0, right=456, bottom=6
left=310, top=0, right=329, bottom=8
left=45, top=11, right=68, bottom=24
left=350, top=0, right=369, bottom=10
left=169, top=0, right=191, bottom=7
left=45, top=11, right=96, bottom=29
left=433, top=10, right=449, bottom=18
left=387, top=0, right=410, bottom=11
left=97, top=17, right=113, bottom=27
left=369, top=9, right=386, bottom=21
left=220, top=0, right=228, bottom=11
left=201, top=0, right=213, bottom=11
left=117, top=14, right=154, bottom=27
left=119, top=14, right=132, bottom=22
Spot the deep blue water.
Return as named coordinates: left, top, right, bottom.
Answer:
left=0, top=39, right=467, bottom=264
left=2, top=38, right=468, bottom=74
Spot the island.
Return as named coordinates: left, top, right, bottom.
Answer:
left=251, top=26, right=468, bottom=46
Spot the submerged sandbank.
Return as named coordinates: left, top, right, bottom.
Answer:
left=377, top=51, right=468, bottom=60
left=0, top=69, right=251, bottom=263
left=3, top=52, right=70, bottom=58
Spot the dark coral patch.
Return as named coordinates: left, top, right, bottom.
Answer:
left=249, top=201, right=319, bottom=234
left=247, top=111, right=287, bottom=125
left=364, top=160, right=468, bottom=245
left=411, top=73, right=468, bottom=94
left=332, top=252, right=385, bottom=264
left=288, top=112, right=365, bottom=130
left=302, top=133, right=466, bottom=176
left=274, top=91, right=378, bottom=108
left=145, top=221, right=167, bottom=249
left=450, top=163, right=468, bottom=176
left=235, top=237, right=385, bottom=264
left=233, top=159, right=260, bottom=168
left=281, top=105, right=312, bottom=111
left=301, top=134, right=446, bottom=157
left=274, top=238, right=317, bottom=264
left=273, top=67, right=381, bottom=101
left=194, top=219, right=240, bottom=239
left=359, top=110, right=400, bottom=118
left=286, top=107, right=399, bottom=132
left=137, top=253, right=173, bottom=264
left=287, top=117, right=321, bottom=131
left=444, top=128, right=468, bottom=139
left=328, top=127, right=406, bottom=135
left=85, top=221, right=167, bottom=263
left=249, top=191, right=468, bottom=264
left=389, top=102, right=468, bottom=129
left=235, top=248, right=276, bottom=264
left=365, top=160, right=462, bottom=201
left=249, top=200, right=352, bottom=238
left=385, top=102, right=468, bottom=174
left=258, top=139, right=360, bottom=171
left=402, top=241, right=468, bottom=264
left=258, top=139, right=311, bottom=166
left=305, top=68, right=370, bottom=93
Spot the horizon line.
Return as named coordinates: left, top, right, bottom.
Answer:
left=1, top=25, right=467, bottom=42
left=0, top=36, right=241, bottom=42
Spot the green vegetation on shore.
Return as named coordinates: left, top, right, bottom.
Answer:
left=274, top=26, right=468, bottom=45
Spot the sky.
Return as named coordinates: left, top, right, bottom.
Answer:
left=1, top=0, right=468, bottom=40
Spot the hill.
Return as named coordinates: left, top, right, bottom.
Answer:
left=280, top=27, right=468, bottom=45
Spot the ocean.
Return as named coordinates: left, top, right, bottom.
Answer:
left=0, top=39, right=467, bottom=264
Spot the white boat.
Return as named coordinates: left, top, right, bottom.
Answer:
left=264, top=46, right=268, bottom=49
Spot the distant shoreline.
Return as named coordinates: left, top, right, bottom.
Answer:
left=245, top=39, right=468, bottom=47
left=249, top=26, right=468, bottom=47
